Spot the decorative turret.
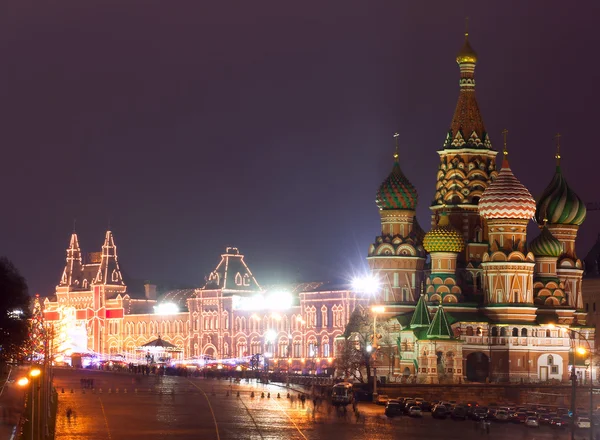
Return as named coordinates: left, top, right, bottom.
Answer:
left=94, top=231, right=125, bottom=288
left=479, top=131, right=536, bottom=321
left=368, top=134, right=426, bottom=304
left=424, top=212, right=464, bottom=302
left=376, top=135, right=418, bottom=212
left=535, top=135, right=586, bottom=262
left=424, top=213, right=465, bottom=253
left=58, top=232, right=84, bottom=289
left=534, top=135, right=585, bottom=317
left=409, top=294, right=431, bottom=328
left=530, top=225, right=562, bottom=258
left=426, top=305, right=454, bottom=339
left=479, top=131, right=536, bottom=254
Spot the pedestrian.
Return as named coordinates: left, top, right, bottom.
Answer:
left=66, top=408, right=72, bottom=422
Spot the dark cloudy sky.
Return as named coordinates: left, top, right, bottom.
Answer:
left=2, top=1, right=599, bottom=295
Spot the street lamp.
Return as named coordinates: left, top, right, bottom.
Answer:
left=371, top=305, right=385, bottom=402
left=548, top=324, right=594, bottom=440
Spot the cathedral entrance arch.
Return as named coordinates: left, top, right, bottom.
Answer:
left=203, top=344, right=217, bottom=360
left=466, top=352, right=489, bottom=382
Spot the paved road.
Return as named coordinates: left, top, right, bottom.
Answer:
left=53, top=368, right=586, bottom=440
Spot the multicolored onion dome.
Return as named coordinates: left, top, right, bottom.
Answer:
left=424, top=213, right=465, bottom=253
left=479, top=159, right=536, bottom=220
left=535, top=166, right=586, bottom=226
left=376, top=154, right=418, bottom=211
left=530, top=225, right=562, bottom=258
left=456, top=33, right=478, bottom=64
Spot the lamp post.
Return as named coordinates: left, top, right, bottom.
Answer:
left=549, top=324, right=594, bottom=440
left=371, top=305, right=385, bottom=402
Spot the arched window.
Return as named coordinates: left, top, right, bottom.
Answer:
left=521, top=328, right=528, bottom=337
left=321, top=305, right=328, bottom=327
left=466, top=326, right=474, bottom=336
left=548, top=355, right=554, bottom=365
left=546, top=329, right=551, bottom=338
left=491, top=327, right=498, bottom=337
left=322, top=336, right=330, bottom=357
left=500, top=327, right=507, bottom=337
left=512, top=327, right=519, bottom=337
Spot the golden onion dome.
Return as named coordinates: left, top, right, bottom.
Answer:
left=423, top=213, right=465, bottom=253
left=456, top=33, right=478, bottom=64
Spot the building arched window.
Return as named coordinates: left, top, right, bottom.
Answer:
left=466, top=326, right=474, bottom=336
left=512, top=327, right=519, bottom=337
left=521, top=328, right=528, bottom=337
left=546, top=329, right=551, bottom=338
left=491, top=327, right=498, bottom=337
left=500, top=327, right=507, bottom=337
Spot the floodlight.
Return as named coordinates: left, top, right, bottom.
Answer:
left=154, top=303, right=179, bottom=315
left=351, top=275, right=380, bottom=295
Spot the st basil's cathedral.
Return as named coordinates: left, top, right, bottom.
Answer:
left=40, top=32, right=594, bottom=384
left=369, top=32, right=592, bottom=384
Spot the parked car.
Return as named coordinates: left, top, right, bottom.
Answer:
left=551, top=417, right=567, bottom=428
left=385, top=402, right=403, bottom=418
left=576, top=417, right=591, bottom=429
left=404, top=401, right=417, bottom=414
left=432, top=404, right=449, bottom=419
left=472, top=407, right=488, bottom=421
left=539, top=413, right=553, bottom=425
left=511, top=412, right=528, bottom=424
left=376, top=395, right=390, bottom=405
left=419, top=401, right=432, bottom=412
left=495, top=410, right=509, bottom=422
left=409, top=406, right=422, bottom=417
left=525, top=417, right=539, bottom=428
left=451, top=406, right=468, bottom=420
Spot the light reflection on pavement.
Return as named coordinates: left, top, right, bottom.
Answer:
left=53, top=368, right=578, bottom=440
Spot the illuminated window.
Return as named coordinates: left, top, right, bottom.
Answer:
left=321, top=305, right=328, bottom=327
left=235, top=273, right=242, bottom=286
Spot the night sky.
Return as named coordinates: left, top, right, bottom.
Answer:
left=2, top=1, right=599, bottom=295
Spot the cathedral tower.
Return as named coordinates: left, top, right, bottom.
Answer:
left=368, top=134, right=426, bottom=303
left=479, top=134, right=537, bottom=322
left=535, top=136, right=586, bottom=319
left=431, top=32, right=498, bottom=286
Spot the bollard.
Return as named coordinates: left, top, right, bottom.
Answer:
left=99, top=388, right=103, bottom=393
left=61, top=388, right=65, bottom=394
left=261, top=392, right=265, bottom=398
left=251, top=391, right=255, bottom=398
left=287, top=393, right=290, bottom=399
left=267, top=392, right=270, bottom=398
left=124, top=388, right=127, bottom=394
left=135, top=389, right=138, bottom=394
left=237, top=391, right=240, bottom=398
left=277, top=393, right=280, bottom=398
left=108, top=388, right=112, bottom=394
left=70, top=389, right=74, bottom=394
left=116, top=388, right=119, bottom=394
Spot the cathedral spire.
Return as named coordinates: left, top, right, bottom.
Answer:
left=444, top=30, right=490, bottom=150
left=554, top=132, right=561, bottom=166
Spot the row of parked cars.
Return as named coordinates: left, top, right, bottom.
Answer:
left=380, top=396, right=594, bottom=429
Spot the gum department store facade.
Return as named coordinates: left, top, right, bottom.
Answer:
left=42, top=33, right=595, bottom=384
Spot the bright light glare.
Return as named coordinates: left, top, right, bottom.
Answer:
left=264, top=352, right=272, bottom=358
left=372, top=305, right=385, bottom=314
left=577, top=347, right=588, bottom=355
left=29, top=368, right=41, bottom=377
left=265, top=329, right=277, bottom=343
left=17, top=377, right=29, bottom=387
left=547, top=323, right=556, bottom=329
left=352, top=275, right=380, bottom=295
left=366, top=345, right=373, bottom=353
left=271, top=313, right=282, bottom=321
left=154, top=303, right=179, bottom=315
left=232, top=292, right=293, bottom=311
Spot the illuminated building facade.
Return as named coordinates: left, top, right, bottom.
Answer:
left=368, top=32, right=594, bottom=384
left=43, top=238, right=364, bottom=373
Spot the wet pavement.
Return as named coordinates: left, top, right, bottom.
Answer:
left=53, top=368, right=586, bottom=439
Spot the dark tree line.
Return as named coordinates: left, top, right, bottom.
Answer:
left=0, top=257, right=31, bottom=363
